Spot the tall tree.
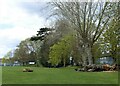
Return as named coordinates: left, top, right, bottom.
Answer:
left=102, top=17, right=120, bottom=62
left=49, top=34, right=75, bottom=67
left=49, top=1, right=118, bottom=66
left=27, top=39, right=42, bottom=66
left=3, top=50, right=14, bottom=64
left=95, top=2, right=119, bottom=63
left=31, top=27, right=52, bottom=41
left=30, top=21, right=74, bottom=66
left=13, top=38, right=36, bottom=65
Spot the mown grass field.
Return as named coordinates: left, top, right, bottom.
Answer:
left=2, top=66, right=118, bottom=84
left=0, top=67, right=2, bottom=85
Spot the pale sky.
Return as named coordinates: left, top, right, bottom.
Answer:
left=0, top=0, right=50, bottom=58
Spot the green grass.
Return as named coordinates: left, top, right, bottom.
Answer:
left=0, top=67, right=2, bottom=85
left=2, top=66, right=118, bottom=84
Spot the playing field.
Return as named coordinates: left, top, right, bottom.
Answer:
left=0, top=66, right=2, bottom=85
left=2, top=66, right=118, bottom=84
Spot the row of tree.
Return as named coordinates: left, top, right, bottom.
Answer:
left=2, top=1, right=119, bottom=67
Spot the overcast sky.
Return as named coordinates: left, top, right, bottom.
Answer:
left=0, top=0, right=51, bottom=58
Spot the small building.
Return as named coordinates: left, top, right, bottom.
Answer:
left=29, top=61, right=35, bottom=65
left=13, top=61, right=20, bottom=66
left=96, top=57, right=114, bottom=65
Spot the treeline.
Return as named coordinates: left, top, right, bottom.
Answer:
left=3, top=2, right=120, bottom=67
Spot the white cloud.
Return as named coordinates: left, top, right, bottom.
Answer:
left=0, top=0, right=49, bottom=58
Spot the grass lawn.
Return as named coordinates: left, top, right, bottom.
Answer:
left=2, top=66, right=118, bottom=84
left=0, top=67, right=2, bottom=85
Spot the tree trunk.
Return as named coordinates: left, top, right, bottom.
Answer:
left=63, top=58, right=66, bottom=67
left=86, top=45, right=93, bottom=65
left=36, top=59, right=41, bottom=67
left=82, top=52, right=87, bottom=66
left=81, top=43, right=93, bottom=66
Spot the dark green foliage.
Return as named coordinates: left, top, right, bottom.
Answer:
left=30, top=27, right=52, bottom=41
left=39, top=33, right=62, bottom=67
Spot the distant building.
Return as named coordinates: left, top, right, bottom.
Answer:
left=13, top=61, right=20, bottom=66
left=96, top=57, right=114, bottom=65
